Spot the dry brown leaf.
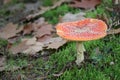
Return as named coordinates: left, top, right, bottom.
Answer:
left=22, top=17, right=54, bottom=36
left=10, top=41, right=29, bottom=54
left=107, top=28, right=120, bottom=34
left=0, top=23, right=23, bottom=39
left=23, top=42, right=43, bottom=55
left=22, top=17, right=46, bottom=34
left=22, top=37, right=37, bottom=45
left=35, top=23, right=54, bottom=38
left=23, top=23, right=33, bottom=35
left=69, top=0, right=101, bottom=9
left=44, top=37, right=67, bottom=49
left=32, top=23, right=40, bottom=31
left=25, top=37, right=37, bottom=45
left=59, top=12, right=85, bottom=22
left=37, top=34, right=52, bottom=42
left=22, top=37, right=44, bottom=55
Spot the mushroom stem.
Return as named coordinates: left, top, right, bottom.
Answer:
left=75, top=42, right=86, bottom=66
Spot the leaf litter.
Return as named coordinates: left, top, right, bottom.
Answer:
left=0, top=17, right=67, bottom=55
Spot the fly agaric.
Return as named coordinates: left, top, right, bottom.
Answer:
left=56, top=18, right=107, bottom=66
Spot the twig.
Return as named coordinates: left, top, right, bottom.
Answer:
left=107, top=28, right=120, bottom=34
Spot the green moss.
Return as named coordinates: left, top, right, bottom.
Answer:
left=85, top=6, right=105, bottom=18
left=42, top=4, right=79, bottom=24
left=0, top=38, right=8, bottom=47
left=42, top=0, right=53, bottom=6
left=58, top=65, right=110, bottom=80
left=85, top=0, right=112, bottom=18
left=5, top=58, right=28, bottom=70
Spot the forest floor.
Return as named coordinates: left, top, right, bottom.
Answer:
left=0, top=0, right=120, bottom=80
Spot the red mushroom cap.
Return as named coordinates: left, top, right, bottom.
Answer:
left=56, top=18, right=107, bottom=41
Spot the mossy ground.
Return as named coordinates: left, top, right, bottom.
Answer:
left=0, top=0, right=120, bottom=80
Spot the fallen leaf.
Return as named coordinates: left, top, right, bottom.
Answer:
left=10, top=41, right=29, bottom=55
left=25, top=37, right=37, bottom=45
left=23, top=23, right=33, bottom=35
left=37, top=34, right=52, bottom=42
left=59, top=12, right=85, bottom=22
left=22, top=37, right=44, bottom=55
left=22, top=17, right=47, bottom=34
left=22, top=37, right=67, bottom=55
left=69, top=0, right=101, bottom=9
left=23, top=42, right=43, bottom=55
left=0, top=23, right=22, bottom=39
left=44, top=37, right=67, bottom=49
left=35, top=23, right=54, bottom=38
left=32, top=18, right=46, bottom=32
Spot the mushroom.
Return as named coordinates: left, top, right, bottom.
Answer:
left=56, top=18, right=107, bottom=66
